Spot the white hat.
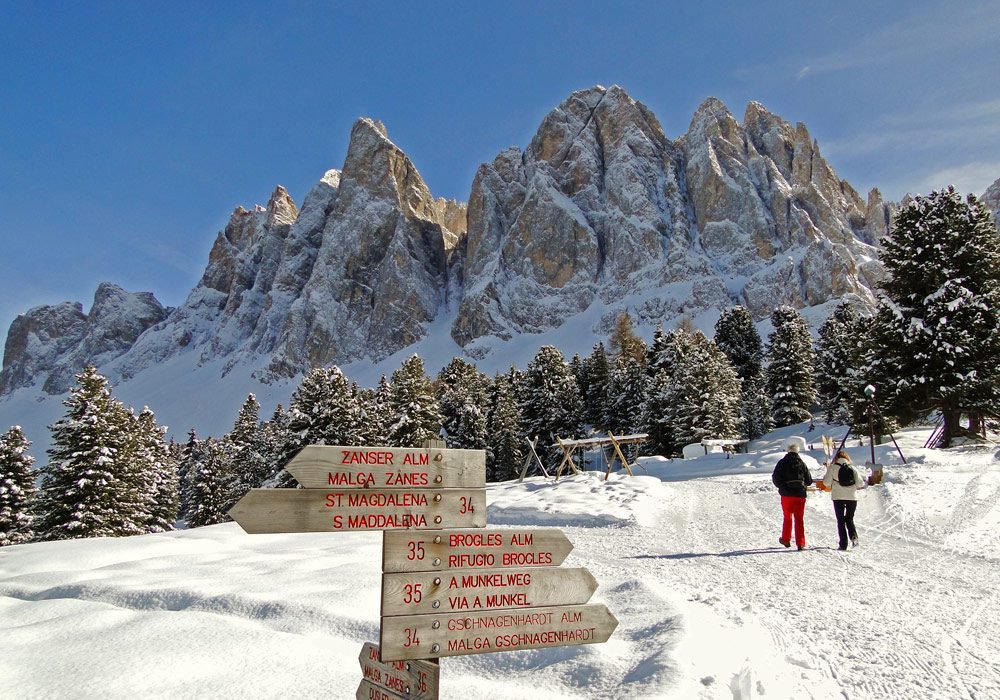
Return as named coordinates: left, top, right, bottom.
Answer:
left=786, top=443, right=800, bottom=453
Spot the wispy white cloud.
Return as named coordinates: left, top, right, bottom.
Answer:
left=822, top=97, right=1000, bottom=159
left=790, top=4, right=999, bottom=79
left=911, top=161, right=1000, bottom=197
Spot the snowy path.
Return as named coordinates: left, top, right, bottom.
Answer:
left=571, top=471, right=1000, bottom=699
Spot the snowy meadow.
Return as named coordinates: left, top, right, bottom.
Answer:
left=2, top=423, right=998, bottom=699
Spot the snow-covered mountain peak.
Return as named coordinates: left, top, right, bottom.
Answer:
left=1, top=85, right=900, bottom=441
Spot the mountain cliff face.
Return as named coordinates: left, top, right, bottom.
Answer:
left=454, top=87, right=887, bottom=352
left=3, top=85, right=902, bottom=398
left=0, top=284, right=168, bottom=395
left=983, top=177, right=1000, bottom=224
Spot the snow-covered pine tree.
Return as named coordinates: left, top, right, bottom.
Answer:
left=642, top=328, right=694, bottom=456
left=131, top=407, right=178, bottom=533
left=257, top=404, right=290, bottom=483
left=519, top=345, right=584, bottom=470
left=646, top=325, right=670, bottom=377
left=766, top=306, right=817, bottom=428
left=186, top=437, right=234, bottom=528
left=815, top=302, right=869, bottom=425
left=582, top=343, right=611, bottom=430
left=37, top=366, right=144, bottom=540
left=277, top=366, right=362, bottom=484
left=369, top=376, right=393, bottom=446
left=177, top=429, right=198, bottom=519
left=486, top=372, right=523, bottom=482
left=664, top=332, right=741, bottom=447
left=605, top=356, right=650, bottom=463
left=225, top=394, right=269, bottom=510
left=714, top=306, right=770, bottom=439
left=0, top=425, right=36, bottom=545
left=868, top=187, right=1000, bottom=445
left=385, top=355, right=443, bottom=448
left=605, top=357, right=650, bottom=436
left=436, top=358, right=490, bottom=451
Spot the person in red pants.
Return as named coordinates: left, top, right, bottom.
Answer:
left=771, top=443, right=813, bottom=550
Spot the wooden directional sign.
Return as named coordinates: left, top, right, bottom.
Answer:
left=381, top=567, right=597, bottom=616
left=358, top=642, right=438, bottom=700
left=357, top=680, right=404, bottom=700
left=382, top=528, right=574, bottom=573
left=380, top=603, right=618, bottom=661
left=287, top=445, right=485, bottom=489
left=228, top=488, right=486, bottom=533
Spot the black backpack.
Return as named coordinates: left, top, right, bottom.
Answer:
left=837, top=462, right=856, bottom=487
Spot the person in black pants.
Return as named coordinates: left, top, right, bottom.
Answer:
left=823, top=450, right=865, bottom=550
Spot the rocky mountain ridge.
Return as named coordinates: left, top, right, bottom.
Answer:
left=2, top=85, right=954, bottom=399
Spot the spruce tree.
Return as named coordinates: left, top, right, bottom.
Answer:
left=0, top=426, right=36, bottom=545
left=519, top=346, right=584, bottom=470
left=436, top=358, right=490, bottom=451
left=226, top=394, right=269, bottom=509
left=642, top=328, right=694, bottom=456
left=37, top=367, right=144, bottom=540
left=187, top=437, right=233, bottom=528
left=715, top=306, right=770, bottom=439
left=385, top=355, right=443, bottom=447
left=664, top=332, right=741, bottom=447
left=369, top=376, right=393, bottom=445
left=582, top=343, right=611, bottom=430
left=177, top=428, right=202, bottom=520
left=815, top=303, right=868, bottom=425
left=605, top=357, right=649, bottom=436
left=278, top=366, right=363, bottom=484
left=766, top=306, right=817, bottom=428
left=868, top=187, right=1000, bottom=445
left=131, top=408, right=178, bottom=533
left=486, top=373, right=523, bottom=482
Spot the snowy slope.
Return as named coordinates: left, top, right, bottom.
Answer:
left=2, top=423, right=998, bottom=699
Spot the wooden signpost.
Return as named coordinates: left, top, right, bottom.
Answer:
left=358, top=642, right=439, bottom=700
left=228, top=443, right=618, bottom=699
left=286, top=445, right=486, bottom=489
left=229, top=488, right=486, bottom=533
left=380, top=603, right=619, bottom=661
left=381, top=566, right=598, bottom=615
left=382, top=528, right=574, bottom=573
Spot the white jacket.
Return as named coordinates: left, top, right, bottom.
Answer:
left=823, top=461, right=865, bottom=501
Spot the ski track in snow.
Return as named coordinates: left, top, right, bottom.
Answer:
left=622, top=473, right=1000, bottom=700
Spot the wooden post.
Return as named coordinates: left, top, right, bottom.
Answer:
left=553, top=437, right=580, bottom=480
left=606, top=432, right=634, bottom=479
left=518, top=436, right=550, bottom=482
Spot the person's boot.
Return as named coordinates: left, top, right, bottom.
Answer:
left=779, top=538, right=791, bottom=548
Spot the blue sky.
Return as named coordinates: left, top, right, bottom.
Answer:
left=2, top=1, right=999, bottom=351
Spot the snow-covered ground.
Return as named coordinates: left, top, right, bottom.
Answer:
left=2, top=423, right=999, bottom=699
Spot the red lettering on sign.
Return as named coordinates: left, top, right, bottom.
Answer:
left=341, top=450, right=394, bottom=466
left=502, top=551, right=552, bottom=566
left=448, top=553, right=495, bottom=568
left=403, top=453, right=429, bottom=466
left=384, top=471, right=429, bottom=486
left=328, top=471, right=374, bottom=486
left=460, top=572, right=531, bottom=588
left=448, top=533, right=501, bottom=547
left=325, top=493, right=343, bottom=507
